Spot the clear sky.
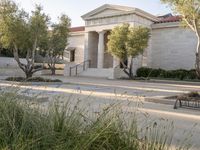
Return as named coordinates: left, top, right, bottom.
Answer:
left=14, top=0, right=171, bottom=27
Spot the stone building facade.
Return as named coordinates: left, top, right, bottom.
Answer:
left=64, top=4, right=197, bottom=79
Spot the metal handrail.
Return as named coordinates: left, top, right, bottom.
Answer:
left=69, top=60, right=91, bottom=76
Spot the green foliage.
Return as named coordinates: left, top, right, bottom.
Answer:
left=49, top=14, right=71, bottom=55
left=127, top=27, right=150, bottom=57
left=107, top=24, right=150, bottom=78
left=0, top=0, right=49, bottom=78
left=0, top=1, right=29, bottom=57
left=108, top=24, right=150, bottom=61
left=0, top=47, right=27, bottom=58
left=0, top=48, right=13, bottom=57
left=44, top=14, right=71, bottom=75
left=136, top=67, right=198, bottom=80
left=107, top=23, right=129, bottom=61
left=5, top=77, right=62, bottom=82
left=29, top=5, right=49, bottom=50
left=0, top=1, right=48, bottom=53
left=0, top=92, right=191, bottom=150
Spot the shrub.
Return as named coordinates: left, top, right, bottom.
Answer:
left=136, top=67, right=152, bottom=78
left=136, top=67, right=198, bottom=80
left=5, top=77, right=62, bottom=82
left=0, top=48, right=26, bottom=58
left=0, top=92, right=192, bottom=150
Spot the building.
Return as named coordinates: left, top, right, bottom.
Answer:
left=64, top=4, right=197, bottom=79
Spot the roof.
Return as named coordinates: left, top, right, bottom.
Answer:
left=155, top=15, right=181, bottom=24
left=81, top=4, right=159, bottom=22
left=81, top=4, right=136, bottom=19
left=69, top=14, right=182, bottom=33
left=69, top=26, right=85, bottom=32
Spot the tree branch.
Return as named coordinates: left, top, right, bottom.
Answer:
left=13, top=43, right=26, bottom=71
left=121, top=60, right=130, bottom=77
left=31, top=37, right=38, bottom=67
left=183, top=17, right=195, bottom=31
left=32, top=67, right=44, bottom=73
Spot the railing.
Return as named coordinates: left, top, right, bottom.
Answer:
left=69, top=60, right=91, bottom=76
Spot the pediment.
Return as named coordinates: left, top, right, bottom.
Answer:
left=81, top=4, right=159, bottom=22
left=90, top=8, right=126, bottom=18
left=82, top=4, right=135, bottom=20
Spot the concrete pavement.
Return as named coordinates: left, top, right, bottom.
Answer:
left=0, top=76, right=200, bottom=149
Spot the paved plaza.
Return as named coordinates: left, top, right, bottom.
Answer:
left=0, top=76, right=200, bottom=149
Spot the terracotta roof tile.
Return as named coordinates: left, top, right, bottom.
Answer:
left=155, top=16, right=181, bottom=24
left=69, top=26, right=85, bottom=32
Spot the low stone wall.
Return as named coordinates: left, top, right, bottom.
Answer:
left=0, top=68, right=25, bottom=77
left=40, top=70, right=64, bottom=75
left=0, top=57, right=26, bottom=77
left=0, top=57, right=26, bottom=68
left=0, top=57, right=64, bottom=77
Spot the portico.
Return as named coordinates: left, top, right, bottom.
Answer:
left=65, top=4, right=195, bottom=79
left=65, top=4, right=158, bottom=78
left=78, top=4, right=158, bottom=78
left=85, top=30, right=114, bottom=69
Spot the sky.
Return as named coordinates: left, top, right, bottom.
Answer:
left=14, top=0, right=171, bottom=27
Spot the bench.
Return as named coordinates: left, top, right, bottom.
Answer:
left=174, top=94, right=200, bottom=110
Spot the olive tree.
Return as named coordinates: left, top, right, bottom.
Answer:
left=0, top=0, right=49, bottom=78
left=107, top=24, right=150, bottom=78
left=161, top=0, right=200, bottom=78
left=45, top=14, right=71, bottom=75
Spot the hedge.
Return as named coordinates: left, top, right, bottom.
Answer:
left=0, top=48, right=26, bottom=58
left=136, top=67, right=198, bottom=80
left=5, top=77, right=62, bottom=82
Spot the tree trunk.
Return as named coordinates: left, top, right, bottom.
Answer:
left=25, top=71, right=33, bottom=79
left=121, top=58, right=134, bottom=79
left=195, top=35, right=200, bottom=79
left=129, top=57, right=134, bottom=79
left=51, top=68, right=56, bottom=75
left=121, top=60, right=130, bottom=78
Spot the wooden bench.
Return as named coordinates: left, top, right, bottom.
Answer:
left=174, top=95, right=200, bottom=110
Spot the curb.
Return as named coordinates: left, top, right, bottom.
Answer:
left=144, top=97, right=175, bottom=105
left=143, top=79, right=200, bottom=85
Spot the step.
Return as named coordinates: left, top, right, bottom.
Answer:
left=78, top=68, right=114, bottom=79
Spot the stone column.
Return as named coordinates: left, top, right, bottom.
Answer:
left=84, top=32, right=89, bottom=61
left=97, top=31, right=106, bottom=69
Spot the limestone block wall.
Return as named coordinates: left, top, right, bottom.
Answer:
left=0, top=57, right=26, bottom=76
left=132, top=14, right=153, bottom=27
left=64, top=33, right=85, bottom=76
left=104, top=52, right=113, bottom=68
left=68, top=34, right=85, bottom=64
left=130, top=55, right=143, bottom=76
left=149, top=25, right=197, bottom=70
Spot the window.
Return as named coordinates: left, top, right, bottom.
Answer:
left=70, top=50, right=75, bottom=62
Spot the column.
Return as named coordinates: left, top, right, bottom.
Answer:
left=84, top=32, right=89, bottom=61
left=97, top=31, right=106, bottom=69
